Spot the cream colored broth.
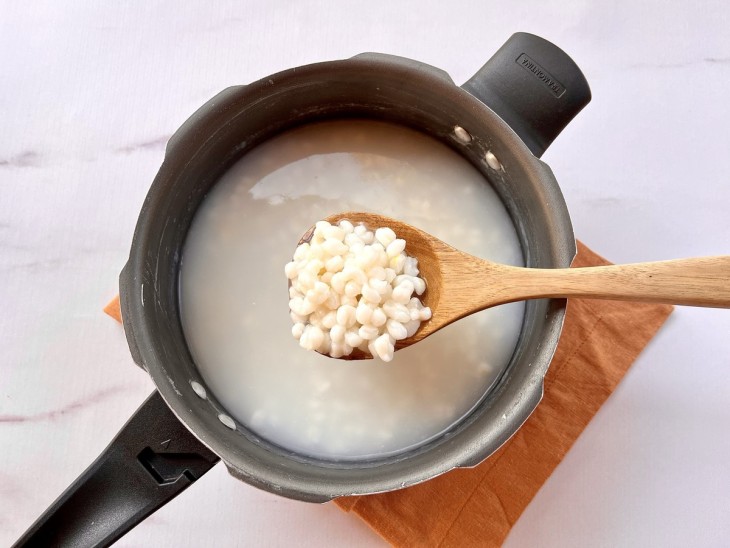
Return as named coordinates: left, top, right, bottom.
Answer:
left=179, top=120, right=525, bottom=459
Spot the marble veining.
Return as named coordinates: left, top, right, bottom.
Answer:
left=0, top=151, right=42, bottom=168
left=0, top=384, right=137, bottom=424
left=115, top=134, right=171, bottom=154
left=629, top=56, right=730, bottom=69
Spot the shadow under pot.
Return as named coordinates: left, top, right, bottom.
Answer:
left=16, top=31, right=590, bottom=546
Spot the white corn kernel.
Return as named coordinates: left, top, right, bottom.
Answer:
left=349, top=241, right=365, bottom=256
left=323, top=225, right=345, bottom=241
left=368, top=266, right=386, bottom=281
left=344, top=330, right=363, bottom=348
left=359, top=324, right=379, bottom=340
left=391, top=280, right=414, bottom=304
left=386, top=319, right=408, bottom=340
left=322, top=238, right=348, bottom=256
left=375, top=227, right=396, bottom=247
left=330, top=343, right=345, bottom=358
left=305, top=259, right=324, bottom=275
left=298, top=270, right=316, bottom=291
left=325, top=255, right=344, bottom=272
left=322, top=311, right=337, bottom=329
left=336, top=305, right=357, bottom=327
left=355, top=301, right=373, bottom=324
left=319, top=333, right=331, bottom=355
left=412, top=277, right=426, bottom=295
left=344, top=280, right=361, bottom=297
left=300, top=325, right=324, bottom=351
left=338, top=220, right=354, bottom=233
left=284, top=261, right=299, bottom=279
left=330, top=324, right=346, bottom=343
left=403, top=257, right=419, bottom=277
left=369, top=278, right=389, bottom=295
left=324, top=291, right=339, bottom=310
left=404, top=319, right=421, bottom=338
left=372, top=333, right=395, bottom=362
left=342, top=266, right=367, bottom=286
left=390, top=254, right=406, bottom=274
left=293, top=243, right=310, bottom=261
left=361, top=284, right=381, bottom=304
left=290, top=311, right=307, bottom=324
left=370, top=307, right=387, bottom=327
left=386, top=239, right=406, bottom=258
left=383, top=300, right=411, bottom=323
left=345, top=232, right=362, bottom=246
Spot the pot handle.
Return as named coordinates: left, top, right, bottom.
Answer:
left=13, top=391, right=220, bottom=547
left=462, top=32, right=591, bottom=158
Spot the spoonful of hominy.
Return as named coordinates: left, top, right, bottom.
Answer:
left=286, top=212, right=730, bottom=361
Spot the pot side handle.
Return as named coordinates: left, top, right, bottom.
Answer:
left=462, top=32, right=591, bottom=158
left=13, top=391, right=220, bottom=547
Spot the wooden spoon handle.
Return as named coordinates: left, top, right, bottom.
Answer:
left=502, top=256, right=730, bottom=308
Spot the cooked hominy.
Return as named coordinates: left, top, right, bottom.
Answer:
left=286, top=220, right=431, bottom=361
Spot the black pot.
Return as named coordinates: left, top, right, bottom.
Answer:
left=16, top=32, right=590, bottom=546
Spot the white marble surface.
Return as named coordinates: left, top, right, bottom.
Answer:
left=1, top=1, right=729, bottom=546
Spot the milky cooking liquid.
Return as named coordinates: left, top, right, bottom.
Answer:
left=179, top=120, right=525, bottom=460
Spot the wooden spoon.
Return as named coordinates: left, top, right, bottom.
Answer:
left=310, top=212, right=730, bottom=357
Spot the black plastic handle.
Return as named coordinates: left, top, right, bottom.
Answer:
left=462, top=32, right=591, bottom=157
left=14, top=391, right=220, bottom=547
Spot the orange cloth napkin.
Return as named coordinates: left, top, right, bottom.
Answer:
left=104, top=241, right=673, bottom=547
